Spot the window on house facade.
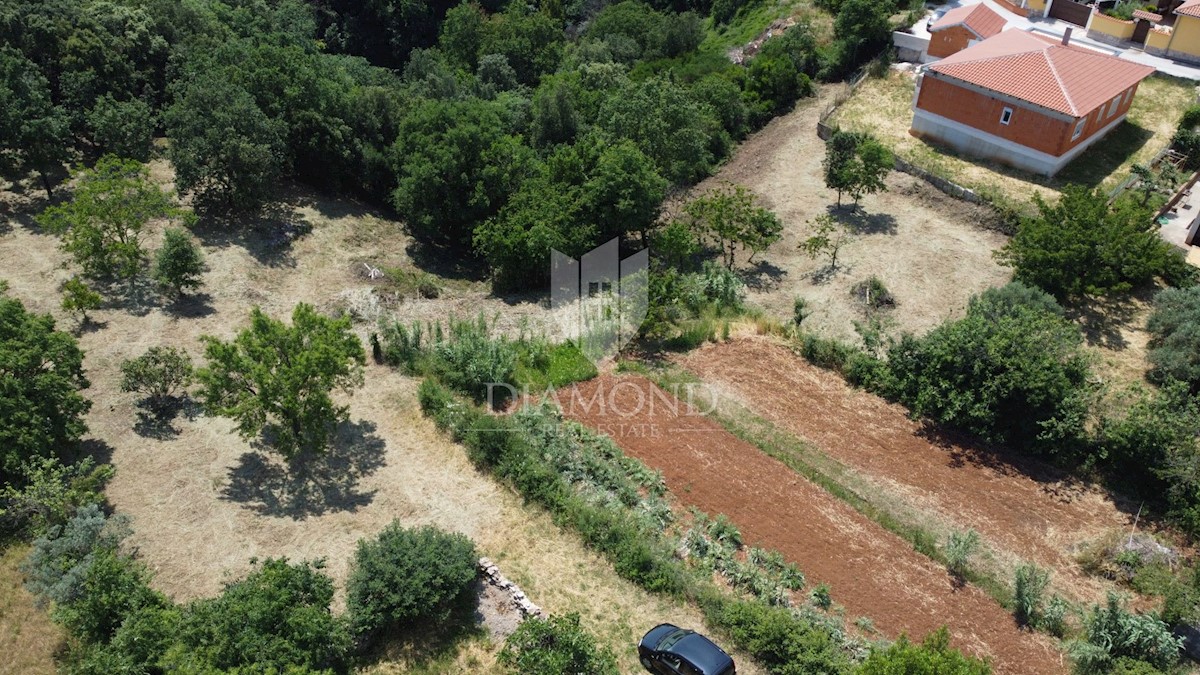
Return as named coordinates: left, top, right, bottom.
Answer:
left=1000, top=107, right=1013, bottom=125
left=1072, top=117, right=1086, bottom=140
left=1123, top=88, right=1133, bottom=105
left=1108, top=94, right=1122, bottom=117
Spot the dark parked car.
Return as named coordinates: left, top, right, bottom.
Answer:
left=638, top=623, right=736, bottom=675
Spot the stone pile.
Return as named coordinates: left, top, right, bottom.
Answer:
left=478, top=557, right=546, bottom=620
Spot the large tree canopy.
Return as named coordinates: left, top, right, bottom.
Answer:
left=0, top=290, right=91, bottom=487
left=196, top=304, right=365, bottom=459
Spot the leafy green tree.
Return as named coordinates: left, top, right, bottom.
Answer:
left=580, top=139, right=668, bottom=242
left=390, top=98, right=533, bottom=247
left=152, top=228, right=205, bottom=297
left=744, top=52, right=811, bottom=123
left=196, top=304, right=365, bottom=459
left=823, top=130, right=892, bottom=207
left=800, top=213, right=852, bottom=271
left=168, top=558, right=351, bottom=673
left=53, top=549, right=166, bottom=645
left=120, top=346, right=194, bottom=411
left=38, top=156, right=184, bottom=280
left=346, top=522, right=478, bottom=641
left=86, top=95, right=155, bottom=162
left=691, top=73, right=749, bottom=140
left=499, top=613, right=619, bottom=675
left=439, top=2, right=487, bottom=70
left=530, top=77, right=580, bottom=148
left=0, top=46, right=70, bottom=198
left=887, top=283, right=1093, bottom=456
left=165, top=72, right=285, bottom=213
left=0, top=457, right=113, bottom=536
left=859, top=627, right=991, bottom=674
left=0, top=293, right=90, bottom=486
left=685, top=184, right=783, bottom=269
left=479, top=4, right=564, bottom=86
left=60, top=277, right=102, bottom=326
left=599, top=76, right=718, bottom=184
left=1147, top=285, right=1200, bottom=388
left=831, top=0, right=895, bottom=74
left=997, top=186, right=1177, bottom=300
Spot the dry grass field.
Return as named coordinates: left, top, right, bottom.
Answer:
left=0, top=545, right=62, bottom=675
left=0, top=170, right=762, bottom=674
left=831, top=69, right=1197, bottom=207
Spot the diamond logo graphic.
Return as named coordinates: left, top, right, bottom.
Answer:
left=550, top=238, right=648, bottom=365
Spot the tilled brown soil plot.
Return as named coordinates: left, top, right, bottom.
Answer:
left=680, top=338, right=1140, bottom=605
left=561, top=375, right=1066, bottom=674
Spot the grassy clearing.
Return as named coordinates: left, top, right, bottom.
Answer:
left=831, top=70, right=1197, bottom=207
left=0, top=544, right=61, bottom=675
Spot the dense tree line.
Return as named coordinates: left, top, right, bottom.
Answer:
left=1, top=0, right=895, bottom=292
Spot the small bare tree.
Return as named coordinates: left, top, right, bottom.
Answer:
left=799, top=213, right=851, bottom=273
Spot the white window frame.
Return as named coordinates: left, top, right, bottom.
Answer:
left=1123, top=88, right=1133, bottom=105
left=1108, top=94, right=1122, bottom=118
left=1000, top=107, right=1013, bottom=125
left=1072, top=117, right=1086, bottom=140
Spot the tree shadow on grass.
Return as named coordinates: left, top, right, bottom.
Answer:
left=221, top=419, right=387, bottom=519
left=133, top=398, right=202, bottom=440
left=1062, top=288, right=1153, bottom=352
left=190, top=202, right=312, bottom=269
left=827, top=204, right=898, bottom=235
left=741, top=259, right=788, bottom=291
left=163, top=292, right=216, bottom=319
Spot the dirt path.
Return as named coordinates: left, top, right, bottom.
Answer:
left=673, top=85, right=1012, bottom=343
left=679, top=338, right=1139, bottom=605
left=561, top=374, right=1066, bottom=674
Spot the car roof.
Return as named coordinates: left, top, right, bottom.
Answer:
left=664, top=632, right=735, bottom=674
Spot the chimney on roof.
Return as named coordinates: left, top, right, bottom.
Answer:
left=1062, top=27, right=1072, bottom=45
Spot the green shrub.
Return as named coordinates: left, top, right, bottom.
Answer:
left=1014, top=563, right=1049, bottom=627
left=0, top=457, right=112, bottom=536
left=152, top=228, right=205, bottom=297
left=23, top=504, right=129, bottom=609
left=1071, top=594, right=1180, bottom=673
left=169, top=558, right=350, bottom=672
left=706, top=596, right=851, bottom=674
left=60, top=277, right=102, bottom=324
left=119, top=346, right=194, bottom=410
left=346, top=522, right=478, bottom=641
left=1180, top=104, right=1200, bottom=131
left=859, top=626, right=991, bottom=674
left=498, top=613, right=618, bottom=674
left=53, top=549, right=166, bottom=645
left=888, top=283, right=1092, bottom=458
left=944, top=529, right=981, bottom=579
left=1147, top=286, right=1200, bottom=389
left=798, top=332, right=859, bottom=373
left=851, top=276, right=895, bottom=311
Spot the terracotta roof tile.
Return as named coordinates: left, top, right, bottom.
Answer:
left=927, top=29, right=1155, bottom=116
left=1178, top=0, right=1200, bottom=18
left=930, top=3, right=1008, bottom=38
left=1132, top=8, right=1163, bottom=20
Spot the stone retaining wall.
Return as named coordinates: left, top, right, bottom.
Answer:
left=479, top=557, right=546, bottom=620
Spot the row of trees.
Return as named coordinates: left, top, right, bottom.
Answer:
left=2, top=0, right=898, bottom=292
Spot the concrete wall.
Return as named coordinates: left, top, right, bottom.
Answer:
left=928, top=25, right=977, bottom=58
left=893, top=31, right=931, bottom=62
left=1162, top=15, right=1200, bottom=61
left=911, top=108, right=1128, bottom=175
left=1087, top=11, right=1135, bottom=46
left=993, top=0, right=1033, bottom=17
left=1147, top=26, right=1172, bottom=52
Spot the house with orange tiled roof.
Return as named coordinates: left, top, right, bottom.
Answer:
left=910, top=29, right=1155, bottom=176
left=927, top=4, right=1008, bottom=58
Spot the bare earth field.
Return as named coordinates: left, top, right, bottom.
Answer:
left=0, top=176, right=757, bottom=673
left=680, top=338, right=1143, bottom=606
left=678, top=84, right=1013, bottom=344
left=562, top=374, right=1067, bottom=675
